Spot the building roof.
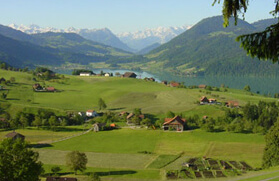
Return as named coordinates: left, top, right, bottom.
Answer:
left=170, top=82, right=180, bottom=87
left=5, top=131, right=25, bottom=139
left=126, top=113, right=134, bottom=119
left=200, top=96, right=209, bottom=102
left=86, top=110, right=96, bottom=113
left=209, top=98, right=216, bottom=102
left=46, top=177, right=77, bottom=181
left=46, top=87, right=55, bottom=91
left=110, top=123, right=116, bottom=127
left=122, top=72, right=137, bottom=78
left=226, top=100, right=239, bottom=107
left=199, top=84, right=207, bottom=89
left=164, top=116, right=186, bottom=125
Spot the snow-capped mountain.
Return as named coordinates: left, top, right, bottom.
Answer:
left=8, top=24, right=192, bottom=53
left=117, top=26, right=191, bottom=51
left=8, top=24, right=133, bottom=52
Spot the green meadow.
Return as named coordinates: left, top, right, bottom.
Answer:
left=0, top=69, right=278, bottom=180
left=0, top=69, right=274, bottom=117
left=31, top=128, right=265, bottom=180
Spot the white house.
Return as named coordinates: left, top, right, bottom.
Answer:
left=104, top=73, right=110, bottom=77
left=80, top=72, right=92, bottom=76
left=86, top=110, right=98, bottom=117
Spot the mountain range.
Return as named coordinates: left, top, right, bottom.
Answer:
left=0, top=25, right=132, bottom=67
left=117, top=26, right=190, bottom=51
left=8, top=24, right=190, bottom=53
left=146, top=16, right=279, bottom=76
left=1, top=16, right=279, bottom=76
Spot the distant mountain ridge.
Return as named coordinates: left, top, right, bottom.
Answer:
left=8, top=24, right=191, bottom=53
left=8, top=24, right=133, bottom=52
left=147, top=16, right=279, bottom=76
left=117, top=26, right=191, bottom=51
left=0, top=24, right=133, bottom=67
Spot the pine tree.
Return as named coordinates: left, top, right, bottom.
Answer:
left=262, top=121, right=279, bottom=168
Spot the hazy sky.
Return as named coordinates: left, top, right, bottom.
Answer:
left=0, top=0, right=276, bottom=33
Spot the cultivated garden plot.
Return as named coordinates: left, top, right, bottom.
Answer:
left=166, top=157, right=254, bottom=179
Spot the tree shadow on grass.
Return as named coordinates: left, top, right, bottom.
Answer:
left=6, top=98, right=20, bottom=101
left=108, top=107, right=126, bottom=111
left=86, top=170, right=137, bottom=176
left=42, top=172, right=73, bottom=177
left=30, top=143, right=53, bottom=148
left=40, top=126, right=85, bottom=132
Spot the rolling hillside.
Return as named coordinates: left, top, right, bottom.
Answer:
left=146, top=16, right=279, bottom=76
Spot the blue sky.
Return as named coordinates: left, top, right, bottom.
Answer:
left=0, top=0, right=276, bottom=33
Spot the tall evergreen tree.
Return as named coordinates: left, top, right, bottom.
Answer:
left=262, top=121, right=279, bottom=168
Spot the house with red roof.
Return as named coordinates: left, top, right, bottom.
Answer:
left=169, top=82, right=180, bottom=87
left=163, top=116, right=186, bottom=132
left=46, top=87, right=56, bottom=92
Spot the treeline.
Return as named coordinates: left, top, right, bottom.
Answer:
left=0, top=108, right=84, bottom=130
left=188, top=101, right=279, bottom=134
left=72, top=69, right=93, bottom=75
left=0, top=62, right=30, bottom=72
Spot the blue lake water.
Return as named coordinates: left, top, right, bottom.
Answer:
left=55, top=68, right=279, bottom=95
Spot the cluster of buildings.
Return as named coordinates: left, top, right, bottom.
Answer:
left=33, top=83, right=56, bottom=92
left=79, top=71, right=138, bottom=78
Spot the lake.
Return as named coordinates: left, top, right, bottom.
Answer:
left=55, top=68, right=279, bottom=95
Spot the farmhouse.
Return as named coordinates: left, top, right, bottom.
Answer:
left=144, top=77, right=155, bottom=82
left=122, top=72, right=137, bottom=78
left=46, top=87, right=56, bottom=92
left=161, top=81, right=168, bottom=85
left=170, top=82, right=180, bottom=87
left=104, top=73, right=111, bottom=77
left=5, top=131, right=25, bottom=141
left=79, top=72, right=92, bottom=76
left=33, top=83, right=43, bottom=91
left=209, top=98, right=217, bottom=103
left=126, top=113, right=145, bottom=120
left=199, top=84, right=207, bottom=89
left=92, top=122, right=106, bottom=132
left=226, top=101, right=239, bottom=108
left=163, top=115, right=186, bottom=132
left=46, top=177, right=77, bottom=181
left=86, top=110, right=98, bottom=117
left=200, top=96, right=209, bottom=104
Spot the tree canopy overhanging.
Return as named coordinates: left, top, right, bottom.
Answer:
left=213, top=0, right=279, bottom=62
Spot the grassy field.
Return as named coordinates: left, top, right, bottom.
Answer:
left=36, top=129, right=265, bottom=168
left=31, top=128, right=266, bottom=180
left=0, top=69, right=275, bottom=117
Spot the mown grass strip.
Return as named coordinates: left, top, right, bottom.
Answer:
left=147, top=153, right=182, bottom=169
